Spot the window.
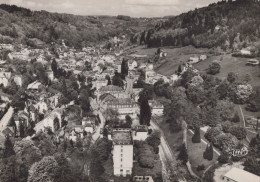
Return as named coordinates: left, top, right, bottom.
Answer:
left=121, top=158, right=123, bottom=162
left=121, top=154, right=123, bottom=157
left=121, top=149, right=123, bottom=152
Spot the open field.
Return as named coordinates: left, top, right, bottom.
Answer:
left=194, top=54, right=260, bottom=88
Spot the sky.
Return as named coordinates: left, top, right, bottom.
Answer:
left=1, top=0, right=218, bottom=17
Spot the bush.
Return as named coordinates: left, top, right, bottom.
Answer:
left=197, top=164, right=205, bottom=171
left=203, top=144, right=213, bottom=161
left=229, top=126, right=247, bottom=140
left=218, top=152, right=229, bottom=164
left=192, top=127, right=201, bottom=143
left=207, top=62, right=220, bottom=75
left=205, top=127, right=222, bottom=142
left=231, top=112, right=240, bottom=123
left=178, top=144, right=188, bottom=164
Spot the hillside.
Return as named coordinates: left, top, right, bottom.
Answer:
left=131, top=0, right=260, bottom=54
left=0, top=4, right=159, bottom=48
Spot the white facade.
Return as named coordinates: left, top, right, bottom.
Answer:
left=223, top=168, right=260, bottom=182
left=112, top=129, right=133, bottom=177
left=133, top=131, right=148, bottom=141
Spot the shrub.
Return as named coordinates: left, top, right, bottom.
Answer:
left=205, top=127, right=222, bottom=142
left=231, top=112, right=240, bottom=123
left=178, top=144, right=188, bottom=164
left=197, top=164, right=205, bottom=171
left=218, top=152, right=229, bottom=164
left=207, top=62, right=221, bottom=75
left=192, top=127, right=201, bottom=143
left=229, top=126, right=247, bottom=140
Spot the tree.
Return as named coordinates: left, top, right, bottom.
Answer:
left=207, top=62, right=220, bottom=75
left=54, top=154, right=74, bottom=182
left=121, top=58, right=128, bottom=78
left=140, top=99, right=151, bottom=126
left=53, top=117, right=60, bottom=131
left=79, top=89, right=90, bottom=115
left=3, top=135, right=15, bottom=158
left=105, top=75, right=111, bottom=85
left=146, top=130, right=161, bottom=154
left=103, top=108, right=119, bottom=127
left=125, top=115, right=132, bottom=128
left=218, top=152, right=229, bottom=164
left=19, top=122, right=25, bottom=138
left=227, top=72, right=237, bottom=83
left=136, top=142, right=155, bottom=168
left=244, top=156, right=260, bottom=176
left=177, top=65, right=182, bottom=76
left=231, top=112, right=240, bottom=123
left=28, top=156, right=59, bottom=182
left=112, top=72, right=124, bottom=88
left=178, top=144, right=188, bottom=164
left=51, top=59, right=58, bottom=78
left=203, top=144, right=213, bottom=160
left=192, top=127, right=201, bottom=143
left=0, top=156, right=17, bottom=182
left=229, top=126, right=247, bottom=140
left=76, top=137, right=83, bottom=150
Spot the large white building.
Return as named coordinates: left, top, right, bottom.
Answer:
left=112, top=128, right=133, bottom=177
left=223, top=167, right=260, bottom=182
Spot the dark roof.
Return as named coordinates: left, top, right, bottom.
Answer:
left=99, top=93, right=116, bottom=102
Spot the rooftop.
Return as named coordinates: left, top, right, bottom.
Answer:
left=224, top=167, right=260, bottom=182
left=112, top=128, right=132, bottom=145
left=99, top=85, right=123, bottom=92
left=106, top=98, right=136, bottom=106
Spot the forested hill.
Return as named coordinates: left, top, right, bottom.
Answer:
left=0, top=4, right=158, bottom=48
left=132, top=0, right=260, bottom=52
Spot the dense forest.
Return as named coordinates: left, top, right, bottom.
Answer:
left=0, top=4, right=157, bottom=48
left=132, top=0, right=260, bottom=52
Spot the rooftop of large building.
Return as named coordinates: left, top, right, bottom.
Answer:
left=112, top=128, right=132, bottom=145
left=105, top=98, right=136, bottom=106
left=224, top=167, right=260, bottom=182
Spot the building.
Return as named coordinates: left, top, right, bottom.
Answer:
left=200, top=55, right=207, bottom=61
left=112, top=128, right=133, bottom=177
left=223, top=167, right=260, bottom=182
left=148, top=100, right=164, bottom=116
left=100, top=95, right=139, bottom=119
left=14, top=75, right=22, bottom=87
left=27, top=81, right=43, bottom=91
left=128, top=60, right=138, bottom=70
left=0, top=72, right=11, bottom=87
left=98, top=85, right=128, bottom=99
left=133, top=176, right=154, bottom=182
left=133, top=125, right=149, bottom=141
left=93, top=79, right=108, bottom=90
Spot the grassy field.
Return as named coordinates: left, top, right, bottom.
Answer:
left=187, top=131, right=218, bottom=177
left=194, top=54, right=260, bottom=88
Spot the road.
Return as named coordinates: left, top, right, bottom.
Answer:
left=150, top=120, right=186, bottom=182
left=0, top=106, right=14, bottom=136
left=92, top=110, right=105, bottom=142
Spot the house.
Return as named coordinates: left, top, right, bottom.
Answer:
left=92, top=79, right=108, bottom=90
left=114, top=61, right=122, bottom=73
left=0, top=72, right=11, bottom=87
left=34, top=109, right=62, bottom=133
left=101, top=95, right=139, bottom=119
left=246, top=59, right=259, bottom=66
left=200, top=55, right=207, bottom=61
left=27, top=81, right=43, bottom=91
left=133, top=125, right=149, bottom=141
left=240, top=49, right=251, bottom=56
left=133, top=176, right=154, bottom=182
left=34, top=100, right=48, bottom=114
left=128, top=60, right=138, bottom=70
left=131, top=88, right=143, bottom=102
left=189, top=56, right=200, bottom=64
left=68, top=127, right=85, bottom=141
left=223, top=167, right=260, bottom=182
left=82, top=116, right=96, bottom=133
left=112, top=128, right=133, bottom=177
left=14, top=75, right=22, bottom=86
left=46, top=70, right=54, bottom=81
left=159, top=51, right=167, bottom=58
left=148, top=100, right=164, bottom=116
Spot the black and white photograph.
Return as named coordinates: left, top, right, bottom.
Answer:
left=0, top=0, right=259, bottom=181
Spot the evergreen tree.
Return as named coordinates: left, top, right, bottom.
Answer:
left=192, top=127, right=201, bottom=143
left=19, top=122, right=25, bottom=138
left=121, top=58, right=128, bottom=77
left=232, top=112, right=240, bottom=123
left=53, top=117, right=60, bottom=131
left=105, top=75, right=111, bottom=85
left=76, top=137, right=83, bottom=150
left=140, top=99, right=151, bottom=126
left=208, top=143, right=214, bottom=160
left=51, top=59, right=58, bottom=78
left=3, top=135, right=15, bottom=158
left=178, top=143, right=188, bottom=164
left=177, top=65, right=182, bottom=75
left=203, top=144, right=209, bottom=160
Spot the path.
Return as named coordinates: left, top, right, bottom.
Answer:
left=150, top=120, right=186, bottom=182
